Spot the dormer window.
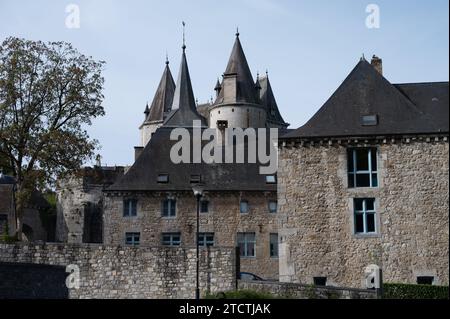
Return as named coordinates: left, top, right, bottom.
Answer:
left=157, top=174, right=169, bottom=183
left=265, top=175, right=276, bottom=184
left=190, top=174, right=201, bottom=184
left=361, top=115, right=378, bottom=126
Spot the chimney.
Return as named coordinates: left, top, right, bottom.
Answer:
left=134, top=146, right=144, bottom=161
left=371, top=55, right=383, bottom=75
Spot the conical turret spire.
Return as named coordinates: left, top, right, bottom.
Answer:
left=146, top=59, right=176, bottom=123
left=215, top=31, right=257, bottom=104
left=164, top=26, right=206, bottom=127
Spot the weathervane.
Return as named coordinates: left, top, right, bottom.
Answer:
left=182, top=21, right=186, bottom=51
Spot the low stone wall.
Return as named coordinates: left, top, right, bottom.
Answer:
left=238, top=280, right=377, bottom=299
left=0, top=243, right=236, bottom=299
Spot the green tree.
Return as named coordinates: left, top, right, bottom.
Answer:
left=0, top=37, right=105, bottom=240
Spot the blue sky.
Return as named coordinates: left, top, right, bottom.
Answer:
left=0, top=0, right=448, bottom=166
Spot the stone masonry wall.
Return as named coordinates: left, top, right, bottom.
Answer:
left=104, top=191, right=279, bottom=280
left=0, top=243, right=236, bottom=299
left=238, top=280, right=377, bottom=299
left=278, top=139, right=449, bottom=288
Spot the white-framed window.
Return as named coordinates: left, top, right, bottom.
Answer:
left=162, top=232, right=181, bottom=246
left=123, top=199, right=137, bottom=217
left=198, top=232, right=214, bottom=247
left=268, top=200, right=277, bottom=214
left=161, top=199, right=176, bottom=217
left=237, top=232, right=256, bottom=257
left=240, top=200, right=249, bottom=214
left=125, top=232, right=140, bottom=246
left=270, top=233, right=278, bottom=258
left=354, top=198, right=377, bottom=234
left=347, top=148, right=378, bottom=188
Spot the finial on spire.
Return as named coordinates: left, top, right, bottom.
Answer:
left=266, top=69, right=269, bottom=77
left=165, top=51, right=169, bottom=65
left=360, top=53, right=366, bottom=61
left=236, top=26, right=239, bottom=37
left=182, top=21, right=186, bottom=51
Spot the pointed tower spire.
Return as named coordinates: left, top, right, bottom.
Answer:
left=163, top=24, right=206, bottom=128
left=144, top=103, right=150, bottom=117
left=215, top=30, right=257, bottom=104
left=259, top=73, right=289, bottom=129
left=145, top=59, right=176, bottom=123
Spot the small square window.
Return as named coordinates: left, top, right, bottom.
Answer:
left=162, top=232, right=181, bottom=246
left=125, top=232, right=140, bottom=246
left=198, top=232, right=214, bottom=247
left=265, top=175, right=276, bottom=184
left=157, top=174, right=169, bottom=183
left=240, top=200, right=249, bottom=214
left=354, top=198, right=377, bottom=235
left=417, top=276, right=434, bottom=285
left=313, top=277, right=327, bottom=286
left=268, top=200, right=277, bottom=213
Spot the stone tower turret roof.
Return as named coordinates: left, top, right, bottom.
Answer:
left=164, top=46, right=207, bottom=127
left=214, top=33, right=258, bottom=105
left=145, top=61, right=176, bottom=123
left=259, top=75, right=289, bottom=127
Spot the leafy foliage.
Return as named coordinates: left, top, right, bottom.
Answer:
left=383, top=283, right=449, bottom=299
left=0, top=37, right=105, bottom=238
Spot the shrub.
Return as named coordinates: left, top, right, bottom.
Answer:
left=383, top=283, right=449, bottom=299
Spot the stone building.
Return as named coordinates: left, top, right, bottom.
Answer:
left=103, top=33, right=288, bottom=280
left=0, top=172, right=51, bottom=241
left=278, top=56, right=449, bottom=287
left=55, top=166, right=124, bottom=244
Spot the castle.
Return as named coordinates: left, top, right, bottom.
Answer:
left=49, top=32, right=449, bottom=287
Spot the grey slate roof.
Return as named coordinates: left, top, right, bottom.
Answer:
left=164, top=48, right=207, bottom=127
left=259, top=75, right=288, bottom=127
left=214, top=34, right=258, bottom=105
left=283, top=59, right=449, bottom=139
left=107, top=127, right=277, bottom=192
left=145, top=62, right=175, bottom=123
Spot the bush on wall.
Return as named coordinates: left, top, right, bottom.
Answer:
left=383, top=283, right=449, bottom=299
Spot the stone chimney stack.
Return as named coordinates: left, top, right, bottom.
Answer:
left=371, top=55, right=383, bottom=75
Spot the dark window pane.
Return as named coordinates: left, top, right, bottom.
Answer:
left=372, top=174, right=378, bottom=187
left=355, top=149, right=369, bottom=171
left=356, top=173, right=370, bottom=187
left=200, top=201, right=209, bottom=213
left=355, top=214, right=364, bottom=233
left=238, top=242, right=246, bottom=256
left=313, top=277, right=327, bottom=286
left=417, top=276, right=434, bottom=285
left=347, top=149, right=354, bottom=172
left=367, top=214, right=375, bottom=232
left=348, top=174, right=355, bottom=188
left=170, top=200, right=176, bottom=216
left=366, top=199, right=375, bottom=211
left=371, top=149, right=377, bottom=171
left=247, top=242, right=255, bottom=257
left=270, top=233, right=278, bottom=257
left=354, top=199, right=364, bottom=211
